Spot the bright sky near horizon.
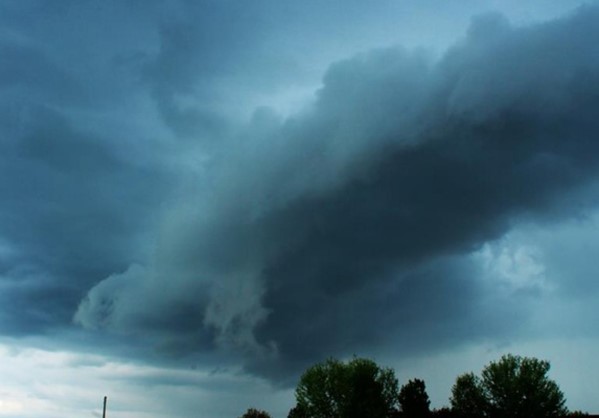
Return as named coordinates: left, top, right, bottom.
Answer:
left=1, top=1, right=599, bottom=416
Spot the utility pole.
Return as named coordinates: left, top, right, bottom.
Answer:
left=102, top=396, right=107, bottom=418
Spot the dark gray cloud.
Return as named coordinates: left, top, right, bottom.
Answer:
left=0, top=41, right=87, bottom=107
left=0, top=4, right=595, bottom=412
left=140, top=0, right=326, bottom=139
left=0, top=0, right=193, bottom=342
left=4, top=2, right=599, bottom=417
left=0, top=105, right=172, bottom=335
left=72, top=3, right=599, bottom=383
left=140, top=0, right=500, bottom=138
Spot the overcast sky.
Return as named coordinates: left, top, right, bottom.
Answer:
left=2, top=0, right=599, bottom=417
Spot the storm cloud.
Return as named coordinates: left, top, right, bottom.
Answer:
left=71, top=4, right=599, bottom=382
left=2, top=1, right=599, bottom=417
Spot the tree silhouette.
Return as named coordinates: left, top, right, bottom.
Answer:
left=398, top=379, right=431, bottom=418
left=431, top=407, right=455, bottom=418
left=450, top=373, right=486, bottom=418
left=287, top=405, right=308, bottom=418
left=294, top=357, right=399, bottom=418
left=239, top=408, right=271, bottom=418
left=451, top=354, right=567, bottom=418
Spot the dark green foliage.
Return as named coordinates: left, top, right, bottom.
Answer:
left=294, top=357, right=399, bottom=418
left=288, top=405, right=309, bottom=418
left=240, top=353, right=579, bottom=418
left=398, top=379, right=431, bottom=418
left=482, top=354, right=567, bottom=418
left=239, top=408, right=271, bottom=418
left=450, top=373, right=486, bottom=418
left=451, top=354, right=568, bottom=418
left=431, top=407, right=455, bottom=418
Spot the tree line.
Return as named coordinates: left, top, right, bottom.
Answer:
left=239, top=354, right=591, bottom=418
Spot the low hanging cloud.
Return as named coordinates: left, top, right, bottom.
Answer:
left=76, top=5, right=599, bottom=380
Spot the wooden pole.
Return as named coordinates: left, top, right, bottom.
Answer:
left=102, top=396, right=107, bottom=418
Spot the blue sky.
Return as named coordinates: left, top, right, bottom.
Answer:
left=1, top=1, right=599, bottom=417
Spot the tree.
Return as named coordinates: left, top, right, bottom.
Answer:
left=239, top=408, right=271, bottom=418
left=450, top=354, right=568, bottom=418
left=294, top=357, right=399, bottom=418
left=398, top=379, right=431, bottom=418
left=450, top=373, right=486, bottom=418
left=288, top=405, right=308, bottom=418
left=431, top=408, right=455, bottom=418
left=482, top=354, right=567, bottom=418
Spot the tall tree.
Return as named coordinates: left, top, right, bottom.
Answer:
left=450, top=373, right=486, bottom=418
left=398, top=379, right=431, bottom=418
left=451, top=354, right=567, bottom=418
left=294, top=357, right=399, bottom=418
left=482, top=354, right=567, bottom=418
